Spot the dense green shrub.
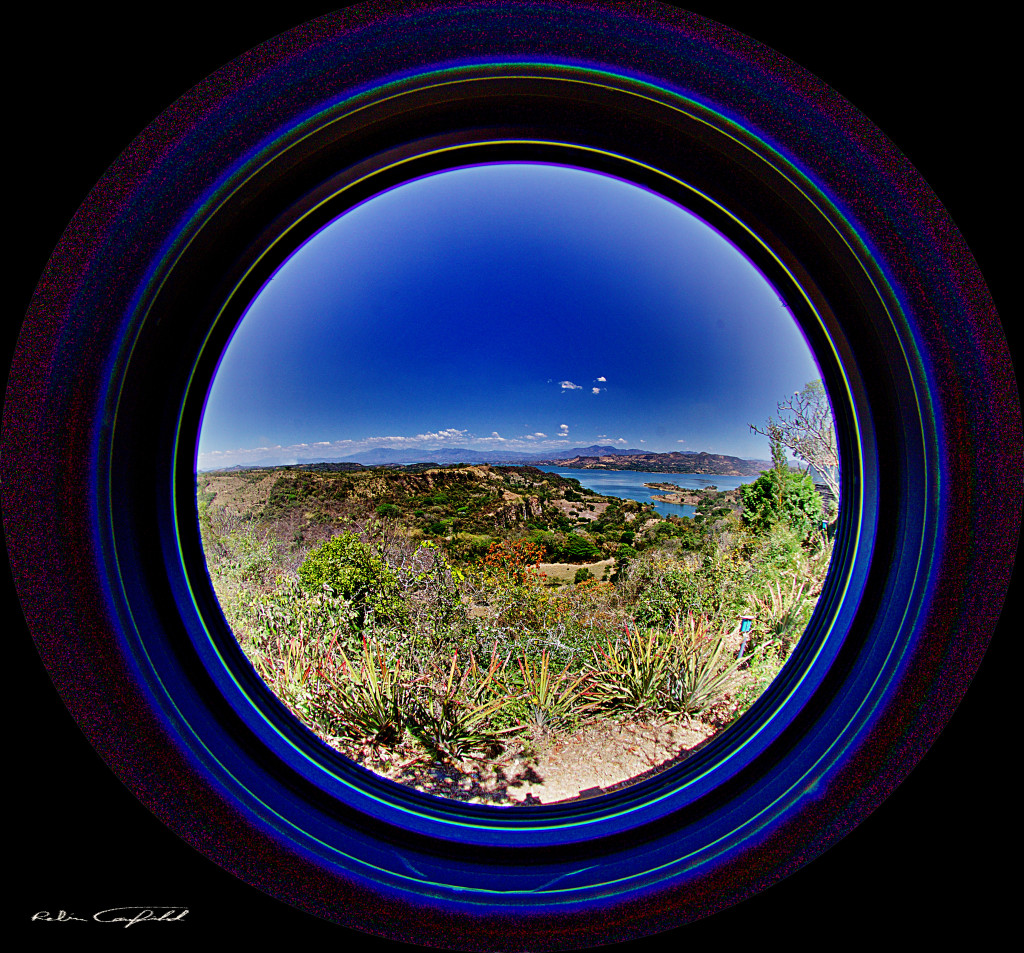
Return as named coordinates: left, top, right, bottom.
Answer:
left=527, top=530, right=557, bottom=558
left=629, top=553, right=730, bottom=627
left=558, top=533, right=601, bottom=563
left=448, top=533, right=493, bottom=562
left=297, top=532, right=406, bottom=627
left=616, top=544, right=638, bottom=562
left=752, top=525, right=805, bottom=578
left=740, top=469, right=823, bottom=539
left=675, top=524, right=704, bottom=552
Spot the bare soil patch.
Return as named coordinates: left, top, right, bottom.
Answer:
left=548, top=497, right=610, bottom=521
left=201, top=470, right=277, bottom=515
left=340, top=715, right=718, bottom=805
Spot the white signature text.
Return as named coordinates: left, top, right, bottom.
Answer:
left=32, top=907, right=189, bottom=927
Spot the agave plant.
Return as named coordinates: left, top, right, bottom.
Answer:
left=748, top=576, right=813, bottom=650
left=664, top=613, right=751, bottom=719
left=516, top=648, right=598, bottom=732
left=251, top=623, right=318, bottom=719
left=315, top=634, right=413, bottom=745
left=412, top=646, right=522, bottom=760
left=585, top=625, right=675, bottom=715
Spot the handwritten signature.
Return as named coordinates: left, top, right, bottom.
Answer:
left=32, top=907, right=189, bottom=927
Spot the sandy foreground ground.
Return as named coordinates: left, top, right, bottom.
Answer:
left=351, top=715, right=717, bottom=805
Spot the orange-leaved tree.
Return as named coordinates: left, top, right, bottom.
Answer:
left=483, top=539, right=546, bottom=587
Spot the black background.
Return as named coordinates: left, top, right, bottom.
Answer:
left=9, top=3, right=1014, bottom=947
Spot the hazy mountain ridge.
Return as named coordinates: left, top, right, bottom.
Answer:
left=336, top=445, right=645, bottom=465
left=201, top=446, right=768, bottom=474
left=540, top=450, right=768, bottom=476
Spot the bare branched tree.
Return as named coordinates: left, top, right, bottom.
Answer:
left=751, top=380, right=839, bottom=508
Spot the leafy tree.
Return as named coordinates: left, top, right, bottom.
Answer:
left=559, top=533, right=601, bottom=563
left=751, top=379, right=839, bottom=506
left=483, top=539, right=546, bottom=586
left=527, top=529, right=557, bottom=557
left=770, top=427, right=789, bottom=513
left=450, top=533, right=492, bottom=562
left=297, top=532, right=406, bottom=627
left=630, top=554, right=727, bottom=627
left=740, top=466, right=823, bottom=539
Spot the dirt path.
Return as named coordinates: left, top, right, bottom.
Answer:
left=352, top=716, right=717, bottom=805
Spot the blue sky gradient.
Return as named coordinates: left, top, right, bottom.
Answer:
left=198, top=163, right=822, bottom=469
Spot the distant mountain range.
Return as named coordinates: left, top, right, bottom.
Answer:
left=204, top=445, right=769, bottom=475
left=334, top=445, right=767, bottom=475
left=336, top=444, right=645, bottom=466
left=539, top=449, right=768, bottom=476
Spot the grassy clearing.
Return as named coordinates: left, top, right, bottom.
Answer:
left=536, top=558, right=614, bottom=585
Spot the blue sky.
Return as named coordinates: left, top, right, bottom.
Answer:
left=197, top=163, right=822, bottom=469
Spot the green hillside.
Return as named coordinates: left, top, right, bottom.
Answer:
left=195, top=461, right=833, bottom=802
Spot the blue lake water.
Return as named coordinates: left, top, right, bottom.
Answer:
left=536, top=467, right=762, bottom=519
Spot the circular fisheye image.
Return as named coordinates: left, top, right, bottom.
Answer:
left=197, top=162, right=838, bottom=803
left=8, top=0, right=1016, bottom=947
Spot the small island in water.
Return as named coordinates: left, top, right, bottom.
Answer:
left=645, top=481, right=744, bottom=508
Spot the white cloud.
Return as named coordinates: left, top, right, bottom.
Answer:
left=201, top=423, right=614, bottom=469
left=597, top=376, right=607, bottom=382
left=592, top=387, right=602, bottom=394
left=366, top=428, right=470, bottom=445
left=560, top=381, right=582, bottom=390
